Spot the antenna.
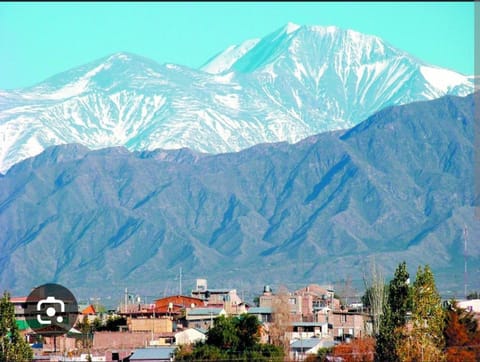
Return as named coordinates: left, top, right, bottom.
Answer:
left=464, top=224, right=468, bottom=299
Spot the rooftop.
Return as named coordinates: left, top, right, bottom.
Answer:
left=129, top=347, right=176, bottom=360
left=193, top=289, right=234, bottom=294
left=248, top=307, right=273, bottom=314
left=291, top=322, right=328, bottom=327
left=290, top=338, right=324, bottom=349
left=187, top=307, right=224, bottom=316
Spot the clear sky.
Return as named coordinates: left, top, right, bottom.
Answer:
left=0, top=1, right=474, bottom=90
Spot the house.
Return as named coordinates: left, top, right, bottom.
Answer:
left=259, top=285, right=275, bottom=308
left=10, top=295, right=81, bottom=347
left=154, top=295, right=205, bottom=317
left=185, top=307, right=226, bottom=329
left=174, top=328, right=206, bottom=345
left=257, top=284, right=340, bottom=322
left=79, top=304, right=97, bottom=323
left=289, top=338, right=335, bottom=361
left=93, top=331, right=156, bottom=350
left=317, top=310, right=372, bottom=341
left=127, top=316, right=173, bottom=334
left=191, top=279, right=244, bottom=315
left=257, top=286, right=306, bottom=321
left=247, top=306, right=273, bottom=323
left=10, top=296, right=31, bottom=335
left=288, top=322, right=329, bottom=340
left=292, top=284, right=339, bottom=321
left=118, top=298, right=174, bottom=334
left=128, top=347, right=176, bottom=361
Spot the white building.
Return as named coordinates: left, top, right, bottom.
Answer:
left=175, top=328, right=207, bottom=345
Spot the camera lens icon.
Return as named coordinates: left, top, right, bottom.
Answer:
left=46, top=307, right=63, bottom=322
left=37, top=296, right=66, bottom=325
left=26, top=283, right=78, bottom=336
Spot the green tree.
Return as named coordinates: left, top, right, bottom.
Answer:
left=177, top=314, right=283, bottom=361
left=94, top=315, right=126, bottom=331
left=0, top=291, right=33, bottom=362
left=396, top=265, right=445, bottom=361
left=467, top=291, right=479, bottom=300
left=411, top=265, right=444, bottom=348
left=236, top=314, right=260, bottom=351
left=92, top=317, right=102, bottom=332
left=75, top=315, right=93, bottom=350
left=388, top=261, right=411, bottom=327
left=206, top=315, right=239, bottom=351
left=375, top=261, right=411, bottom=362
left=176, top=343, right=227, bottom=361
left=317, top=346, right=333, bottom=361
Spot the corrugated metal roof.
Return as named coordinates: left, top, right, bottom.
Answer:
left=130, top=347, right=176, bottom=360
left=188, top=308, right=224, bottom=316
left=290, top=338, right=322, bottom=349
left=248, top=307, right=273, bottom=314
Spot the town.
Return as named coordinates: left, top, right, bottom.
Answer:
left=4, top=263, right=480, bottom=362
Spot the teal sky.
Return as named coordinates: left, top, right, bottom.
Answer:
left=0, top=2, right=474, bottom=90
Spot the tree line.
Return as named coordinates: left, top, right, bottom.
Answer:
left=331, top=262, right=480, bottom=362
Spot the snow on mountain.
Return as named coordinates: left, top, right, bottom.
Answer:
left=201, top=38, right=261, bottom=74
left=0, top=23, right=474, bottom=173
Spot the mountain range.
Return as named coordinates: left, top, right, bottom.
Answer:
left=1, top=92, right=478, bottom=299
left=0, top=23, right=474, bottom=174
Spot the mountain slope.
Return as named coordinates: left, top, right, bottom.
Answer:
left=1, top=93, right=478, bottom=298
left=0, top=24, right=474, bottom=173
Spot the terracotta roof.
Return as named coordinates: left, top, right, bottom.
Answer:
left=10, top=297, right=28, bottom=303
left=81, top=305, right=96, bottom=315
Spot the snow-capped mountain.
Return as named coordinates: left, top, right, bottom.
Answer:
left=0, top=23, right=474, bottom=173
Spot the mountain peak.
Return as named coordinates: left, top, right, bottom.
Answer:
left=100, top=51, right=161, bottom=68
left=0, top=24, right=474, bottom=173
left=283, top=22, right=301, bottom=34
left=105, top=51, right=137, bottom=62
left=201, top=23, right=405, bottom=75
left=20, top=51, right=164, bottom=98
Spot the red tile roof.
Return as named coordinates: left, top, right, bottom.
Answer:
left=81, top=305, right=96, bottom=315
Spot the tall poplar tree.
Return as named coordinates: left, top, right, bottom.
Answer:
left=375, top=261, right=411, bottom=362
left=396, top=265, right=445, bottom=361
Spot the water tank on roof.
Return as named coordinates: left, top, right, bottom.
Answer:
left=264, top=285, right=271, bottom=293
